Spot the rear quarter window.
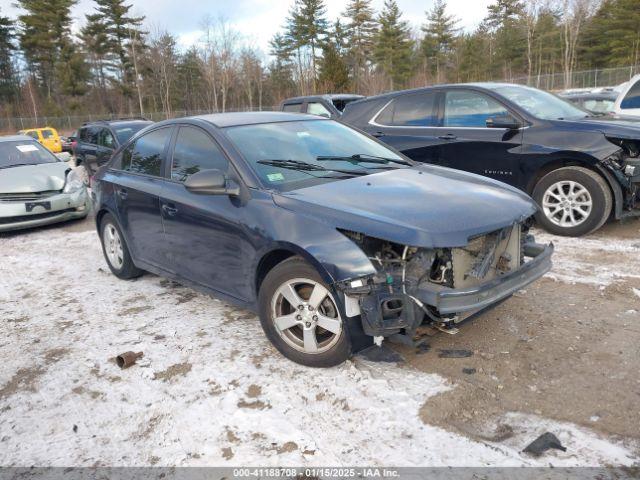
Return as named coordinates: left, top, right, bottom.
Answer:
left=282, top=103, right=302, bottom=113
left=621, top=81, right=640, bottom=109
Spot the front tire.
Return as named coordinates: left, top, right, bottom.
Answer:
left=99, top=213, right=143, bottom=279
left=532, top=166, right=612, bottom=237
left=258, top=256, right=351, bottom=367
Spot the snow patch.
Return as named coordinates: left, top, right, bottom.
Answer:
left=1, top=227, right=637, bottom=466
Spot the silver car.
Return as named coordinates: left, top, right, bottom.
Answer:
left=0, top=135, right=89, bottom=232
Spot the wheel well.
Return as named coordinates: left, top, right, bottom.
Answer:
left=95, top=208, right=109, bottom=230
left=528, top=159, right=611, bottom=195
left=255, top=249, right=296, bottom=296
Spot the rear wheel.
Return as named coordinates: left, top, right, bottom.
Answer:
left=258, top=257, right=351, bottom=367
left=533, top=166, right=612, bottom=237
left=99, top=213, right=142, bottom=279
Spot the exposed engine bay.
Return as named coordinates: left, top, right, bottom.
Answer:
left=604, top=137, right=640, bottom=210
left=336, top=223, right=553, bottom=344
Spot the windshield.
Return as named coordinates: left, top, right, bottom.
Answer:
left=490, top=85, right=588, bottom=120
left=114, top=123, right=150, bottom=144
left=0, top=140, right=59, bottom=168
left=224, top=120, right=410, bottom=191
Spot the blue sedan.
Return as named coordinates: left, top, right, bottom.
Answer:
left=92, top=112, right=552, bottom=367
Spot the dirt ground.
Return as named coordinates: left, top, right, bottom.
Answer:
left=399, top=220, right=640, bottom=443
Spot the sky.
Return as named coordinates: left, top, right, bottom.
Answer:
left=0, top=0, right=495, bottom=54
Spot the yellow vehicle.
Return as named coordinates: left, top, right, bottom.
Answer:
left=18, top=127, right=62, bottom=153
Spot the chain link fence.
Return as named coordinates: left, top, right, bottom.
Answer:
left=508, top=64, right=640, bottom=91
left=0, top=106, right=279, bottom=135
left=2, top=64, right=640, bottom=132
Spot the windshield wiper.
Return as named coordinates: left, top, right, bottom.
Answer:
left=316, top=153, right=413, bottom=166
left=257, top=159, right=369, bottom=176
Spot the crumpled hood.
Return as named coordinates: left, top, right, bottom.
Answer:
left=0, top=162, right=69, bottom=194
left=273, top=165, right=538, bottom=248
left=554, top=116, right=640, bottom=140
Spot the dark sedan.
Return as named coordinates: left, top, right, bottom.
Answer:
left=341, top=83, right=640, bottom=237
left=93, top=112, right=552, bottom=367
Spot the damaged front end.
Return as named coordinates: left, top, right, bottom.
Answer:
left=603, top=136, right=640, bottom=215
left=335, top=224, right=553, bottom=343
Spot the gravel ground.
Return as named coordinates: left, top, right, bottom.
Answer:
left=0, top=215, right=639, bottom=467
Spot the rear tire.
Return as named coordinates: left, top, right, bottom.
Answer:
left=99, top=213, right=143, bottom=279
left=532, top=166, right=612, bottom=237
left=258, top=256, right=351, bottom=367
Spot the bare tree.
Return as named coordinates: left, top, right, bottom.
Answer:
left=145, top=28, right=179, bottom=118
left=560, top=0, right=596, bottom=88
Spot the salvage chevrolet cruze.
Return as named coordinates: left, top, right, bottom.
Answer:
left=93, top=113, right=553, bottom=367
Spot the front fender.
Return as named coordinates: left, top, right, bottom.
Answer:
left=252, top=228, right=377, bottom=289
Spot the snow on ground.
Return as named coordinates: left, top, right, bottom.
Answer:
left=0, top=227, right=638, bottom=467
left=534, top=229, right=640, bottom=286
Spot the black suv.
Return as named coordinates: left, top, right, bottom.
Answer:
left=75, top=119, right=153, bottom=176
left=281, top=94, right=364, bottom=119
left=341, top=83, right=640, bottom=236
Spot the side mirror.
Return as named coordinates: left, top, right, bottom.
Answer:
left=184, top=169, right=240, bottom=196
left=486, top=115, right=523, bottom=130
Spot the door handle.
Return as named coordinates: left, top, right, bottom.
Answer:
left=438, top=134, right=457, bottom=140
left=162, top=204, right=178, bottom=217
left=372, top=131, right=385, bottom=138
left=117, top=188, right=128, bottom=200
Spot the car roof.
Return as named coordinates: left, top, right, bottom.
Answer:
left=354, top=82, right=527, bottom=104
left=0, top=134, right=38, bottom=143
left=193, top=111, right=324, bottom=127
left=283, top=94, right=365, bottom=104
left=559, top=92, right=618, bottom=100
left=82, top=119, right=152, bottom=128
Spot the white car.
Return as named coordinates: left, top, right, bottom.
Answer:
left=613, top=74, right=640, bottom=117
left=0, top=135, right=89, bottom=232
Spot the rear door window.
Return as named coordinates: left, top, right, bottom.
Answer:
left=620, top=79, right=640, bottom=109
left=121, top=127, right=171, bottom=177
left=81, top=126, right=100, bottom=144
left=170, top=126, right=229, bottom=182
left=444, top=90, right=509, bottom=127
left=375, top=92, right=439, bottom=127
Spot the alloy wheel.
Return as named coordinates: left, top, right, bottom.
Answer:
left=103, top=223, right=124, bottom=270
left=542, top=180, right=593, bottom=228
left=271, top=278, right=342, bottom=354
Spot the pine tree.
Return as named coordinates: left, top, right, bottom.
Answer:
left=177, top=47, right=206, bottom=112
left=81, top=12, right=112, bottom=95
left=484, top=0, right=527, bottom=78
left=582, top=0, right=640, bottom=67
left=319, top=20, right=350, bottom=92
left=16, top=0, right=77, bottom=97
left=286, top=0, right=328, bottom=92
left=343, top=0, right=377, bottom=91
left=269, top=33, right=296, bottom=100
left=88, top=0, right=145, bottom=99
left=421, top=0, right=459, bottom=82
left=57, top=40, right=90, bottom=98
left=0, top=11, right=17, bottom=102
left=373, top=0, right=414, bottom=90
